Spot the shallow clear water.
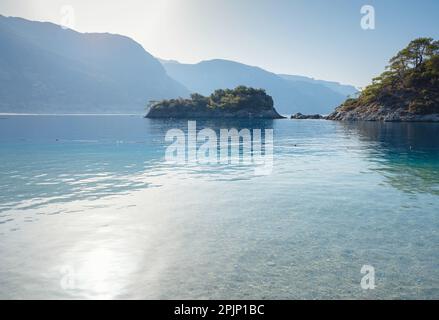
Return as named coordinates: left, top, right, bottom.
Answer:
left=0, top=115, right=438, bottom=299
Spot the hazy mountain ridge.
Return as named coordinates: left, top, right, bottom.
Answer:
left=0, top=15, right=358, bottom=115
left=0, top=15, right=189, bottom=113
left=161, top=59, right=357, bottom=115
left=278, top=74, right=358, bottom=97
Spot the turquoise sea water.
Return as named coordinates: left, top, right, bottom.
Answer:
left=0, top=115, right=438, bottom=299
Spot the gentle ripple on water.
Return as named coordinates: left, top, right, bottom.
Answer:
left=0, top=116, right=438, bottom=299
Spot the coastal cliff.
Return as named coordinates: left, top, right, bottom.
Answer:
left=145, top=86, right=284, bottom=119
left=327, top=38, right=439, bottom=122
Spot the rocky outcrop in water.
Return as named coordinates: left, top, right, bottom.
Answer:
left=327, top=105, right=439, bottom=122
left=145, top=86, right=284, bottom=119
left=291, top=113, right=324, bottom=119
left=327, top=38, right=439, bottom=122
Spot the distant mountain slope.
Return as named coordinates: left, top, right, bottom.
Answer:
left=278, top=74, right=358, bottom=97
left=0, top=15, right=188, bottom=113
left=161, top=59, right=357, bottom=115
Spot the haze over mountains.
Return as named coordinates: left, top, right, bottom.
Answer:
left=0, top=15, right=357, bottom=115
left=0, top=15, right=188, bottom=113
left=277, top=74, right=358, bottom=98
left=161, top=59, right=357, bottom=115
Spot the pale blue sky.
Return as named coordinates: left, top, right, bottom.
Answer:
left=1, top=0, right=439, bottom=87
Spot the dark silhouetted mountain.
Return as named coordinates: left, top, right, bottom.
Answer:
left=161, top=59, right=357, bottom=115
left=0, top=15, right=189, bottom=113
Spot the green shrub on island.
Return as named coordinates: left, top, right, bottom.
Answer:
left=339, top=38, right=439, bottom=115
left=149, top=86, right=273, bottom=111
left=145, top=86, right=282, bottom=118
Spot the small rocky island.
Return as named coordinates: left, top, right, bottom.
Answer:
left=291, top=113, right=324, bottom=119
left=145, top=86, right=284, bottom=119
left=328, top=38, right=439, bottom=122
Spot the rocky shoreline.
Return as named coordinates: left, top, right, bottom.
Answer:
left=323, top=38, right=439, bottom=123
left=146, top=107, right=285, bottom=119
left=326, top=104, right=439, bottom=122
left=288, top=106, right=439, bottom=122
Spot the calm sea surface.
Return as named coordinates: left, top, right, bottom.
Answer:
left=0, top=115, right=438, bottom=299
